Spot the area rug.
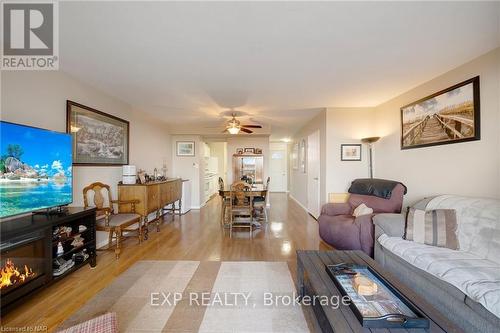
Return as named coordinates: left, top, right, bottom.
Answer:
left=59, top=261, right=309, bottom=333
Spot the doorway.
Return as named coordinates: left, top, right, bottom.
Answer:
left=269, top=142, right=288, bottom=192
left=307, top=130, right=321, bottom=218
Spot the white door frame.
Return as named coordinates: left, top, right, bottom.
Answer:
left=269, top=142, right=288, bottom=192
left=307, top=130, right=321, bottom=218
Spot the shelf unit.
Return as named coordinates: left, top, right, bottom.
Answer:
left=233, top=154, right=264, bottom=184
left=0, top=207, right=97, bottom=313
left=51, top=213, right=96, bottom=278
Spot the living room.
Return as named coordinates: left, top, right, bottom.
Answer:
left=1, top=1, right=499, bottom=333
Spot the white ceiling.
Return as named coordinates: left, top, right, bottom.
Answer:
left=59, top=1, right=500, bottom=139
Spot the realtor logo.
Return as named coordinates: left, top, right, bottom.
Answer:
left=1, top=1, right=59, bottom=70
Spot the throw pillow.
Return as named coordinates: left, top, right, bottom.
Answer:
left=353, top=203, right=374, bottom=217
left=404, top=207, right=458, bottom=249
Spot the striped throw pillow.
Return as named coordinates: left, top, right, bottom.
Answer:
left=404, top=207, right=458, bottom=250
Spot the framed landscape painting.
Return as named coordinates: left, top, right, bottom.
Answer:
left=66, top=101, right=129, bottom=166
left=176, top=141, right=195, bottom=156
left=401, top=76, right=480, bottom=150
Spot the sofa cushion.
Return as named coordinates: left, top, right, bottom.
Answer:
left=378, top=234, right=500, bottom=318
left=425, top=195, right=500, bottom=265
left=404, top=208, right=458, bottom=249
left=353, top=203, right=373, bottom=217
left=348, top=183, right=406, bottom=214
left=348, top=178, right=407, bottom=199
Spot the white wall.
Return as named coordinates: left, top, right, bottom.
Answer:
left=172, top=136, right=269, bottom=208
left=1, top=71, right=172, bottom=207
left=294, top=48, right=500, bottom=209
left=208, top=142, right=227, bottom=182
left=375, top=47, right=500, bottom=205
left=171, top=135, right=205, bottom=208
left=1, top=70, right=172, bottom=248
left=290, top=110, right=327, bottom=208
left=325, top=107, right=375, bottom=193
left=226, top=136, right=270, bottom=184
left=291, top=108, right=376, bottom=209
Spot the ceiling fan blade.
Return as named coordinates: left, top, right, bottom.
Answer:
left=240, top=128, right=253, bottom=134
left=221, top=129, right=228, bottom=133
left=241, top=125, right=262, bottom=128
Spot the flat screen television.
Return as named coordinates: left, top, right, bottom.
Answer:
left=0, top=121, right=73, bottom=218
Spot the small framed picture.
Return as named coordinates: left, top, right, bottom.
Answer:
left=254, top=148, right=262, bottom=154
left=236, top=148, right=244, bottom=154
left=292, top=143, right=299, bottom=170
left=299, top=139, right=306, bottom=173
left=244, top=148, right=254, bottom=153
left=176, top=141, right=195, bottom=156
left=341, top=144, right=362, bottom=161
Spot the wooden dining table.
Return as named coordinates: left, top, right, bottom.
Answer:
left=218, top=183, right=268, bottom=197
left=218, top=183, right=268, bottom=226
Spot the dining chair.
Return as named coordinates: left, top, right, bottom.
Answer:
left=228, top=182, right=253, bottom=237
left=218, top=177, right=231, bottom=226
left=253, top=177, right=270, bottom=222
left=83, top=182, right=142, bottom=258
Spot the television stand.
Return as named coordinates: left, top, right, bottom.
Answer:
left=33, top=205, right=70, bottom=216
left=1, top=207, right=97, bottom=313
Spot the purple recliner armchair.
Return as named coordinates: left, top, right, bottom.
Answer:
left=318, top=179, right=406, bottom=257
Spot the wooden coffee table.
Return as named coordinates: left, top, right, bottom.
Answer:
left=297, top=250, right=463, bottom=333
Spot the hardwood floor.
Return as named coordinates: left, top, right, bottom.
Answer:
left=0, top=193, right=327, bottom=332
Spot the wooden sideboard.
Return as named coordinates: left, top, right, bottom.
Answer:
left=118, top=178, right=182, bottom=234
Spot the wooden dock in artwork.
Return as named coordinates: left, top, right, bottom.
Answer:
left=402, top=102, right=475, bottom=147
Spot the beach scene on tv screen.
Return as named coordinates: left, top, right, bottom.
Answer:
left=0, top=122, right=72, bottom=218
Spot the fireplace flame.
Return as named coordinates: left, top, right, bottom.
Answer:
left=0, top=259, right=36, bottom=290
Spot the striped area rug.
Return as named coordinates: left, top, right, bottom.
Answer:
left=59, top=261, right=309, bottom=333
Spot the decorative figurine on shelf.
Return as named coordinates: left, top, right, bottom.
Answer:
left=162, top=162, right=168, bottom=178
left=57, top=242, right=64, bottom=256
left=137, top=169, right=146, bottom=184
left=71, top=235, right=85, bottom=248
left=153, top=168, right=158, bottom=180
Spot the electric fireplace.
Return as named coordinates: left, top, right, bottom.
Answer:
left=0, top=207, right=96, bottom=313
left=0, top=229, right=51, bottom=309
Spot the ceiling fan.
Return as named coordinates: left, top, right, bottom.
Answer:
left=222, top=113, right=262, bottom=134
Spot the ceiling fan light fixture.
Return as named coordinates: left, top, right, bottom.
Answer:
left=227, top=127, right=240, bottom=135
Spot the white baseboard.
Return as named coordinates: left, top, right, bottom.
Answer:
left=96, top=231, right=108, bottom=249
left=288, top=194, right=308, bottom=212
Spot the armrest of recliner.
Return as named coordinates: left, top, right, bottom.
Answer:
left=373, top=213, right=405, bottom=238
left=321, top=202, right=352, bottom=216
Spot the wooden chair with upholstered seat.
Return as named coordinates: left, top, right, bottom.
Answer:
left=228, top=182, right=254, bottom=237
left=253, top=177, right=270, bottom=222
left=83, top=182, right=142, bottom=258
left=218, top=177, right=232, bottom=226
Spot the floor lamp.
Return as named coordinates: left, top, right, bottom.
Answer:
left=361, top=137, right=380, bottom=178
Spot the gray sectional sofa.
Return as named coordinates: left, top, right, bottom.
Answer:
left=374, top=195, right=500, bottom=333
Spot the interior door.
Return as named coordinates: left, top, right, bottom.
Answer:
left=307, top=130, right=321, bottom=218
left=269, top=143, right=287, bottom=192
